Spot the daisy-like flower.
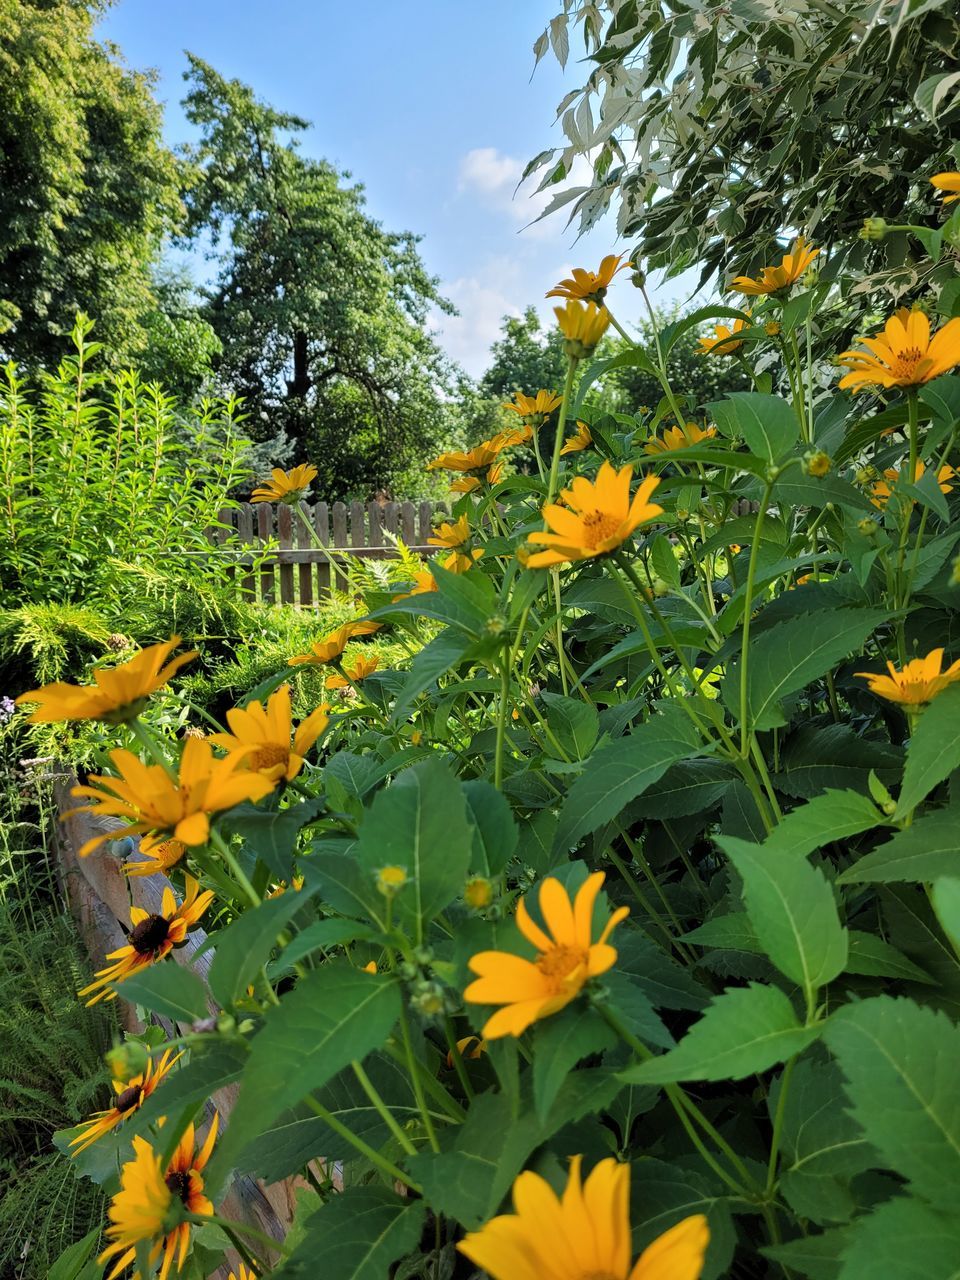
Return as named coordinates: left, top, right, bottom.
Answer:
left=698, top=315, right=751, bottom=356
left=458, top=1154, right=709, bottom=1280
left=838, top=308, right=960, bottom=391
left=546, top=253, right=632, bottom=304
left=525, top=461, right=662, bottom=570
left=502, top=390, right=563, bottom=423
left=554, top=300, right=611, bottom=357
left=869, top=460, right=956, bottom=507
left=445, top=1034, right=486, bottom=1068
left=326, top=653, right=380, bottom=689
left=492, top=423, right=535, bottom=448
left=428, top=516, right=484, bottom=572
left=464, top=871, right=629, bottom=1038
left=856, top=648, right=960, bottom=707
left=67, top=737, right=276, bottom=859
left=16, top=638, right=197, bottom=725
left=931, top=172, right=960, bottom=204
left=392, top=569, right=437, bottom=601
left=289, top=620, right=381, bottom=666
left=559, top=421, right=593, bottom=455
left=731, top=235, right=819, bottom=296
left=99, top=1119, right=217, bottom=1280
left=78, top=876, right=214, bottom=1005
left=644, top=422, right=718, bottom=455
left=427, top=440, right=502, bottom=476
left=209, top=685, right=329, bottom=782
left=123, top=838, right=187, bottom=879
left=70, top=1050, right=182, bottom=1155
left=251, top=464, right=318, bottom=504
left=450, top=461, right=504, bottom=494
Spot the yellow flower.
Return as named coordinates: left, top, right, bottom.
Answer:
left=526, top=462, right=662, bottom=570
left=503, top=391, right=562, bottom=423
left=228, top=1268, right=256, bottom=1280
left=67, top=737, right=276, bottom=859
left=856, top=648, right=960, bottom=707
left=464, top=871, right=628, bottom=1038
left=377, top=865, right=408, bottom=896
left=16, top=638, right=197, bottom=725
left=450, top=461, right=503, bottom=493
left=931, top=172, right=960, bottom=204
left=765, top=321, right=781, bottom=336
left=644, top=422, right=717, bottom=455
left=326, top=653, right=380, bottom=689
left=267, top=874, right=304, bottom=898
left=554, top=300, right=611, bottom=356
left=492, top=423, right=535, bottom=448
left=458, top=1154, right=709, bottom=1280
left=210, top=685, right=329, bottom=782
left=427, top=440, right=502, bottom=475
left=698, top=314, right=750, bottom=355
left=362, top=960, right=378, bottom=974
left=77, top=876, right=214, bottom=1005
left=443, top=549, right=484, bottom=573
left=731, top=235, right=819, bottom=296
left=464, top=876, right=494, bottom=909
left=70, top=1050, right=182, bottom=1155
left=123, top=838, right=187, bottom=878
left=251, top=464, right=318, bottom=504
left=838, top=308, right=960, bottom=391
left=428, top=515, right=472, bottom=549
left=99, top=1119, right=217, bottom=1280
left=546, top=253, right=632, bottom=304
left=289, top=619, right=381, bottom=666
left=392, top=569, right=437, bottom=601
left=869, top=460, right=956, bottom=507
left=445, top=1035, right=486, bottom=1068
left=559, top=421, right=593, bottom=455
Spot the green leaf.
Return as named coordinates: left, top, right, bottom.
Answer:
left=836, top=1196, right=960, bottom=1280
left=629, top=1160, right=736, bottom=1280
left=515, top=808, right=560, bottom=875
left=721, top=836, right=848, bottom=997
left=776, top=725, right=903, bottom=799
left=356, top=758, right=473, bottom=937
left=723, top=609, right=889, bottom=731
left=207, top=963, right=401, bottom=1187
left=845, top=932, right=935, bottom=984
left=931, top=876, right=960, bottom=951
left=208, top=887, right=318, bottom=1007
left=462, top=779, right=519, bottom=877
left=542, top=690, right=599, bottom=761
left=554, top=705, right=698, bottom=850
left=762, top=1229, right=850, bottom=1280
left=683, top=912, right=763, bottom=953
left=615, top=928, right=708, bottom=1011
left=394, top=630, right=469, bottom=716
left=532, top=1004, right=616, bottom=1119
left=135, top=1041, right=247, bottom=1129
left=627, top=759, right=732, bottom=819
left=48, top=1228, right=100, bottom=1280
left=268, top=918, right=382, bottom=977
left=838, top=808, right=960, bottom=884
left=307, top=844, right=386, bottom=925
left=271, top=1186, right=426, bottom=1280
left=711, top=391, right=799, bottom=463
left=619, top=983, right=816, bottom=1084
left=120, top=963, right=209, bottom=1024
left=763, top=790, right=884, bottom=859
left=823, top=995, right=960, bottom=1212
left=896, top=685, right=960, bottom=817
left=222, top=798, right=324, bottom=879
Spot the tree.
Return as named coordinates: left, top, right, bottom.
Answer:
left=528, top=2, right=960, bottom=302
left=180, top=57, right=459, bottom=498
left=478, top=307, right=567, bottom=400
left=0, top=0, right=183, bottom=366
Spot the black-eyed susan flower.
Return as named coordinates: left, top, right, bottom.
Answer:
left=502, top=390, right=562, bottom=424
left=856, top=648, right=960, bottom=707
left=123, top=838, right=187, bottom=879
left=251, top=464, right=318, bottom=504
left=67, top=738, right=276, bottom=858
left=546, top=254, right=632, bottom=304
left=78, top=877, right=214, bottom=1005
left=698, top=315, right=750, bottom=355
left=554, top=300, right=611, bottom=357
left=70, top=1050, right=182, bottom=1155
left=931, top=172, right=960, bottom=204
left=644, top=422, right=717, bottom=455
left=458, top=1154, right=709, bottom=1280
left=869, top=460, right=956, bottom=507
left=525, top=461, right=662, bottom=570
left=209, top=685, right=329, bottom=782
left=16, top=638, right=197, bottom=725
left=838, top=308, right=960, bottom=391
left=731, top=235, right=819, bottom=296
left=325, top=653, right=380, bottom=690
left=559, top=421, right=593, bottom=455
left=464, top=871, right=628, bottom=1038
left=289, top=620, right=381, bottom=666
left=99, top=1119, right=217, bottom=1280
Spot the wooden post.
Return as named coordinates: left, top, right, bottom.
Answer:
left=315, top=501, right=331, bottom=600
left=349, top=501, right=365, bottom=587
left=277, top=505, right=295, bottom=605
left=296, top=503, right=313, bottom=608
left=400, top=501, right=416, bottom=546
left=331, top=502, right=348, bottom=592
left=418, top=501, right=434, bottom=545
left=256, top=503, right=274, bottom=604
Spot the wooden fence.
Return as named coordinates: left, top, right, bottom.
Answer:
left=209, top=499, right=448, bottom=607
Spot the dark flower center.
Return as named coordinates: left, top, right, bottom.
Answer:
left=165, top=1170, right=192, bottom=1202
left=130, top=914, right=171, bottom=954
left=115, top=1084, right=142, bottom=1114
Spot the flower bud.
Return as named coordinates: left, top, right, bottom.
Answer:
left=803, top=450, right=832, bottom=478
left=856, top=465, right=878, bottom=486
left=652, top=577, right=671, bottom=598
left=764, top=321, right=781, bottom=337
left=376, top=864, right=408, bottom=896
left=464, top=876, right=494, bottom=909
left=859, top=216, right=888, bottom=241
left=410, top=980, right=448, bottom=1019
left=951, top=552, right=960, bottom=586
left=630, top=266, right=647, bottom=289
left=858, top=517, right=880, bottom=538
left=105, top=1041, right=150, bottom=1083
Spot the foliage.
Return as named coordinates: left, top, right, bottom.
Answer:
left=180, top=57, right=461, bottom=498
left=50, top=205, right=960, bottom=1280
left=528, top=0, right=960, bottom=308
left=0, top=0, right=183, bottom=368
left=479, top=307, right=568, bottom=401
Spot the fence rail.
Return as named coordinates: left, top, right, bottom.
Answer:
left=210, top=499, right=448, bottom=606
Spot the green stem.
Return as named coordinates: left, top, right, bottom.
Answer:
left=766, top=1055, right=796, bottom=1194
left=128, top=717, right=175, bottom=778
left=303, top=1093, right=421, bottom=1190
left=547, top=356, right=579, bottom=505
left=351, top=1059, right=418, bottom=1156
left=188, top=1212, right=288, bottom=1260
left=397, top=1002, right=441, bottom=1152
left=494, top=655, right=511, bottom=789
left=443, top=1018, right=476, bottom=1101
left=738, top=480, right=775, bottom=756
left=208, top=827, right=261, bottom=909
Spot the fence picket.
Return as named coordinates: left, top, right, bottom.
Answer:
left=296, top=503, right=313, bottom=607
left=314, top=501, right=331, bottom=599
left=277, top=504, right=295, bottom=604
left=332, top=502, right=348, bottom=592
left=256, top=503, right=274, bottom=603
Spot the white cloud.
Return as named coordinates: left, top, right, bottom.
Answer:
left=457, top=147, right=597, bottom=242
left=431, top=269, right=523, bottom=378
left=458, top=147, right=523, bottom=199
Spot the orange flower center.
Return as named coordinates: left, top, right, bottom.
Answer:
left=581, top=510, right=622, bottom=549
left=249, top=743, right=290, bottom=772
left=536, top=943, right=588, bottom=992
left=130, top=914, right=171, bottom=954
left=889, top=346, right=925, bottom=378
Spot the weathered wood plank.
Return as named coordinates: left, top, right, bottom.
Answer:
left=256, top=503, right=274, bottom=603
left=315, top=501, right=331, bottom=599
left=236, top=503, right=256, bottom=600
left=295, top=503, right=313, bottom=607
left=277, top=504, right=295, bottom=604
left=332, top=502, right=348, bottom=591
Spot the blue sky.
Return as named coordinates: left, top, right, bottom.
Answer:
left=98, top=0, right=691, bottom=376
